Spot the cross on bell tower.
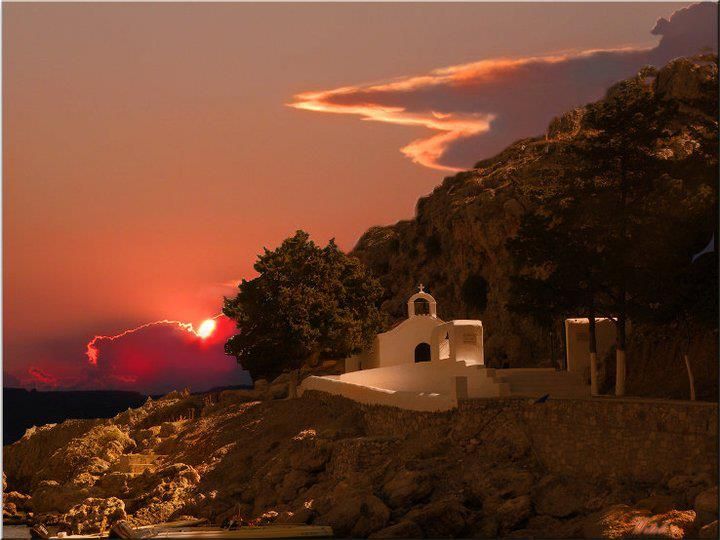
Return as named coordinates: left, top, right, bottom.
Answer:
left=407, top=284, right=437, bottom=318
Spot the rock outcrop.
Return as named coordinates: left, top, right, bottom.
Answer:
left=351, top=56, right=718, bottom=400
left=3, top=388, right=717, bottom=538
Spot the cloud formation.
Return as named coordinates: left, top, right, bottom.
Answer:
left=83, top=316, right=246, bottom=394
left=27, top=367, right=59, bottom=387
left=289, top=3, right=718, bottom=171
left=6, top=316, right=248, bottom=395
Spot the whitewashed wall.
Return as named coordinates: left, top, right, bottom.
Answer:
left=365, top=316, right=444, bottom=369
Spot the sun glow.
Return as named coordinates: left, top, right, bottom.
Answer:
left=197, top=319, right=217, bottom=339
left=85, top=314, right=222, bottom=365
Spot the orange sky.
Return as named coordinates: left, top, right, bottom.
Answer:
left=3, top=2, right=692, bottom=390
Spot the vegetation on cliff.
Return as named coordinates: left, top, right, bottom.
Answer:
left=508, top=59, right=717, bottom=396
left=352, top=56, right=718, bottom=400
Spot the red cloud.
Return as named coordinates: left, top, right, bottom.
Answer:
left=27, top=366, right=58, bottom=387
left=82, top=315, right=246, bottom=394
left=6, top=316, right=249, bottom=394
left=289, top=3, right=717, bottom=171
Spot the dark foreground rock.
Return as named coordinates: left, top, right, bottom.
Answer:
left=3, top=388, right=717, bottom=538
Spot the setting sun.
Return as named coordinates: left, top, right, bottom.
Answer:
left=197, top=319, right=217, bottom=339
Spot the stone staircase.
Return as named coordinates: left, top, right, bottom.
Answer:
left=494, top=368, right=590, bottom=399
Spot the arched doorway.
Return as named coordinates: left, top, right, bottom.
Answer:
left=414, top=342, right=431, bottom=362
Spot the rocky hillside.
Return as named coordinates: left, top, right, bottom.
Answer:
left=3, top=385, right=718, bottom=538
left=352, top=57, right=718, bottom=397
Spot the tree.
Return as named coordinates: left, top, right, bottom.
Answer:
left=582, top=60, right=718, bottom=395
left=223, top=231, right=384, bottom=381
left=626, top=133, right=717, bottom=399
left=509, top=58, right=718, bottom=397
left=461, top=274, right=489, bottom=315
left=576, top=69, right=668, bottom=396
left=508, top=151, right=606, bottom=391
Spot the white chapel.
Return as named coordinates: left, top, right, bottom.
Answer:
left=299, top=285, right=590, bottom=411
left=346, top=285, right=484, bottom=371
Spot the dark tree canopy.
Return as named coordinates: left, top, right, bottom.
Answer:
left=461, top=274, right=489, bottom=314
left=223, top=231, right=384, bottom=380
left=508, top=58, right=718, bottom=349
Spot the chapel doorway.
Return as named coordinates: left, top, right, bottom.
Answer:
left=414, top=342, right=431, bottom=362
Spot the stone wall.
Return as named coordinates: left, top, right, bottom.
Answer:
left=304, top=391, right=718, bottom=484
left=328, top=437, right=401, bottom=479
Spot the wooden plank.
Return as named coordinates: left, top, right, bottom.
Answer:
left=153, top=525, right=333, bottom=539
left=48, top=524, right=332, bottom=539
left=136, top=519, right=208, bottom=530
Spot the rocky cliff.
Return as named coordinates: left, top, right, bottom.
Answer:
left=352, top=57, right=718, bottom=398
left=3, top=384, right=718, bottom=538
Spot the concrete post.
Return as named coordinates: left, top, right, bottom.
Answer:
left=590, top=352, right=599, bottom=396
left=453, top=376, right=469, bottom=403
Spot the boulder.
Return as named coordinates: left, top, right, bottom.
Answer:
left=382, top=470, right=433, bottom=509
left=254, top=379, right=269, bottom=392
left=318, top=492, right=389, bottom=537
left=369, top=520, right=424, bottom=538
left=59, top=497, right=126, bottom=535
left=279, top=469, right=313, bottom=502
left=3, top=502, right=18, bottom=520
left=351, top=495, right=392, bottom=538
left=666, top=474, right=713, bottom=507
left=477, top=467, right=534, bottom=501
left=32, top=480, right=90, bottom=514
left=3, top=491, right=32, bottom=512
left=276, top=506, right=315, bottom=525
left=154, top=463, right=201, bottom=485
left=29, top=424, right=135, bottom=488
left=640, top=510, right=696, bottom=539
left=267, top=373, right=292, bottom=400
left=496, top=495, right=532, bottom=532
left=583, top=505, right=695, bottom=539
left=527, top=514, right=562, bottom=532
left=290, top=440, right=331, bottom=473
left=271, top=373, right=291, bottom=385
left=694, top=486, right=718, bottom=528
left=405, top=499, right=469, bottom=537
left=533, top=475, right=584, bottom=517
left=94, top=472, right=131, bottom=497
left=268, top=382, right=289, bottom=400
left=636, top=494, right=676, bottom=514
left=583, top=505, right=651, bottom=538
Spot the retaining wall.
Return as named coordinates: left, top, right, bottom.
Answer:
left=304, top=390, right=718, bottom=484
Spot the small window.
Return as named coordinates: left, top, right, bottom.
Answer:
left=414, top=342, right=431, bottom=362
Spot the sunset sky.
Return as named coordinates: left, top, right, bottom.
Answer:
left=3, top=2, right=715, bottom=393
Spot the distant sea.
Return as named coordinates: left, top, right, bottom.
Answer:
left=3, top=387, right=147, bottom=445
left=3, top=385, right=252, bottom=445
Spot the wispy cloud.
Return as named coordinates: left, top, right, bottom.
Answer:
left=27, top=366, right=59, bottom=388
left=289, top=3, right=717, bottom=171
